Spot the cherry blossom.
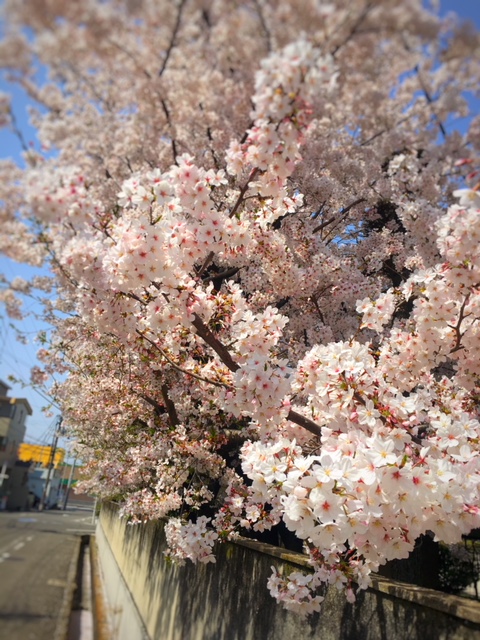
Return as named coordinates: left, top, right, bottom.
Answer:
left=1, top=0, right=480, bottom=617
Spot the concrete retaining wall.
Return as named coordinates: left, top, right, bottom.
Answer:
left=96, top=503, right=480, bottom=640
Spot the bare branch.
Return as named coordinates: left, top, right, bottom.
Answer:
left=359, top=115, right=411, bottom=147
left=448, top=293, right=472, bottom=353
left=63, top=61, right=114, bottom=111
left=196, top=168, right=260, bottom=277
left=107, top=39, right=152, bottom=80
left=160, top=98, right=178, bottom=163
left=313, top=198, right=365, bottom=235
left=136, top=328, right=233, bottom=389
left=8, top=109, right=29, bottom=152
left=414, top=65, right=447, bottom=139
left=330, top=2, right=374, bottom=57
left=159, top=0, right=188, bottom=78
left=310, top=295, right=325, bottom=323
left=229, top=168, right=260, bottom=220
left=252, top=0, right=272, bottom=52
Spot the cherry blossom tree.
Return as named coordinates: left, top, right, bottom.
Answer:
left=1, top=0, right=480, bottom=614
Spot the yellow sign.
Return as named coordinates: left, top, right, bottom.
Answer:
left=18, top=443, right=65, bottom=469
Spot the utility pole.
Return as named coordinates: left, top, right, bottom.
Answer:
left=0, top=462, right=8, bottom=510
left=0, top=462, right=8, bottom=488
left=38, top=415, right=63, bottom=511
left=62, top=456, right=77, bottom=510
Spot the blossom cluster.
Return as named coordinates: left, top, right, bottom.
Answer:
left=164, top=517, right=218, bottom=566
left=1, top=0, right=480, bottom=618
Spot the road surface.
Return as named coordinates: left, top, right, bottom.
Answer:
left=0, top=503, right=96, bottom=640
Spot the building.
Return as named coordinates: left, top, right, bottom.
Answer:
left=0, top=380, right=33, bottom=510
left=17, top=444, right=67, bottom=508
left=18, top=443, right=65, bottom=469
left=28, top=466, right=63, bottom=508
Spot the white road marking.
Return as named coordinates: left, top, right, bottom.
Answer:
left=47, top=578, right=68, bottom=587
left=0, top=536, right=28, bottom=556
left=0, top=532, right=34, bottom=557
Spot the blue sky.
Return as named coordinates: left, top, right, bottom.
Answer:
left=440, top=0, right=480, bottom=26
left=0, top=0, right=479, bottom=442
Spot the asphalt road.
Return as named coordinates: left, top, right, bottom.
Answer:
left=0, top=504, right=96, bottom=640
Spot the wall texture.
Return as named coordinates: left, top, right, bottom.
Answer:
left=96, top=503, right=480, bottom=640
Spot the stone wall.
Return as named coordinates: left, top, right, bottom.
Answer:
left=96, top=503, right=480, bottom=640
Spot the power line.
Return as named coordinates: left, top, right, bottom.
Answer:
left=0, top=353, right=61, bottom=410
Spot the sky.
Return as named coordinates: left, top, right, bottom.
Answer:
left=0, top=0, right=479, bottom=444
left=439, top=0, right=480, bottom=26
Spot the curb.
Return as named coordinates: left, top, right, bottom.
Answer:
left=90, top=535, right=111, bottom=640
left=54, top=535, right=83, bottom=640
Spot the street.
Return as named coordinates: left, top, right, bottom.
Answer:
left=0, top=502, right=96, bottom=640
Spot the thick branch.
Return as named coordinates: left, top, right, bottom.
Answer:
left=202, top=267, right=240, bottom=284
left=149, top=291, right=325, bottom=437
left=161, top=383, right=179, bottom=427
left=138, top=393, right=164, bottom=414
left=286, top=409, right=322, bottom=437
left=191, top=315, right=323, bottom=436
left=191, top=314, right=240, bottom=372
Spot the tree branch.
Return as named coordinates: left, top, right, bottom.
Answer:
left=138, top=392, right=164, bottom=414
left=161, top=383, right=179, bottom=427
left=196, top=168, right=260, bottom=277
left=414, top=65, right=447, bottom=139
left=229, top=168, right=260, bottom=219
left=287, top=409, right=322, bottom=437
left=160, top=98, right=178, bottom=163
left=330, top=2, right=374, bottom=57
left=252, top=0, right=272, bottom=52
left=191, top=314, right=240, bottom=372
left=448, top=293, right=472, bottom=353
left=159, top=0, right=188, bottom=78
left=313, top=198, right=365, bottom=234
left=151, top=292, right=325, bottom=438
left=136, top=328, right=233, bottom=389
left=202, top=267, right=240, bottom=284
left=8, top=109, right=29, bottom=153
left=191, top=315, right=323, bottom=436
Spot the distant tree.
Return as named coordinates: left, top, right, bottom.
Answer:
left=1, top=0, right=480, bottom=613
